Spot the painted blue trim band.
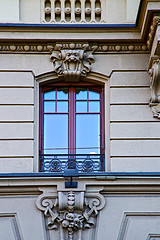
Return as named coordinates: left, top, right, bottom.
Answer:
left=0, top=23, right=136, bottom=28
left=0, top=172, right=159, bottom=178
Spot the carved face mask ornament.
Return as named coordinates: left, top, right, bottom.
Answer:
left=50, top=44, right=95, bottom=82
left=61, top=50, right=84, bottom=81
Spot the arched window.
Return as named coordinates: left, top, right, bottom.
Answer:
left=39, top=82, right=104, bottom=172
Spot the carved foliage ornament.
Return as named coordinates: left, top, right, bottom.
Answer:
left=50, top=43, right=94, bottom=82
left=149, top=60, right=160, bottom=118
left=36, top=189, right=105, bottom=240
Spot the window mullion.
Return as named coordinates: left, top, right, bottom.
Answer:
left=68, top=87, right=76, bottom=154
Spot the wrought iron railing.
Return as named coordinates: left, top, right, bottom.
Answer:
left=39, top=154, right=105, bottom=173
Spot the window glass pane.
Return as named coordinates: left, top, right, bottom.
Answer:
left=57, top=88, right=68, bottom=99
left=76, top=88, right=87, bottom=99
left=44, top=101, right=55, bottom=113
left=76, top=101, right=87, bottom=112
left=57, top=101, right=68, bottom=112
left=44, top=90, right=55, bottom=100
left=89, top=101, right=100, bottom=112
left=76, top=114, right=100, bottom=154
left=89, top=89, right=100, bottom=99
left=44, top=114, right=68, bottom=154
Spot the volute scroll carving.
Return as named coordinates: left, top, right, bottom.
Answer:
left=36, top=189, right=106, bottom=240
left=149, top=60, right=160, bottom=118
left=50, top=43, right=94, bottom=82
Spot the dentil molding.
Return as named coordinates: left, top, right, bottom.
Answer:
left=36, top=187, right=105, bottom=240
left=149, top=60, right=160, bottom=118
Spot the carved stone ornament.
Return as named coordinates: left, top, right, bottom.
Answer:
left=50, top=43, right=94, bottom=82
left=149, top=60, right=160, bottom=118
left=147, top=16, right=160, bottom=50
left=36, top=188, right=105, bottom=240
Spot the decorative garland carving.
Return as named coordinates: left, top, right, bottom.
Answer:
left=50, top=43, right=94, bottom=82
left=147, top=16, right=160, bottom=50
left=149, top=60, right=160, bottom=118
left=36, top=189, right=105, bottom=240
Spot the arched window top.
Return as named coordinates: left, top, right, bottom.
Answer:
left=36, top=71, right=108, bottom=85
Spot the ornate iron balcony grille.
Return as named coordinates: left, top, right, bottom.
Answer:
left=39, top=154, right=105, bottom=173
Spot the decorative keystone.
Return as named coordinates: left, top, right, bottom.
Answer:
left=50, top=43, right=94, bottom=82
left=149, top=60, right=160, bottom=118
left=36, top=189, right=105, bottom=240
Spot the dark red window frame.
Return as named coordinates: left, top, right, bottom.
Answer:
left=39, top=82, right=105, bottom=157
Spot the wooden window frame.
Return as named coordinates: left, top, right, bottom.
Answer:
left=39, top=82, right=105, bottom=157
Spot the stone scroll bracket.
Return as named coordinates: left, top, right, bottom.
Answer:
left=36, top=187, right=105, bottom=240
left=50, top=43, right=95, bottom=82
left=147, top=16, right=160, bottom=119
left=149, top=60, right=160, bottom=118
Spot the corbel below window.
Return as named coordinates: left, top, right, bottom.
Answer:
left=36, top=188, right=105, bottom=240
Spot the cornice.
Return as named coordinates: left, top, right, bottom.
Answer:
left=0, top=42, right=149, bottom=54
left=0, top=1, right=158, bottom=54
left=0, top=1, right=160, bottom=55
left=0, top=176, right=160, bottom=194
left=1, top=183, right=160, bottom=195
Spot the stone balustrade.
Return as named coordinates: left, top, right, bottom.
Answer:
left=43, top=0, right=105, bottom=23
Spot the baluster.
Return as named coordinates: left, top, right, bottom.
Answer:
left=75, top=0, right=81, bottom=23
left=80, top=0, right=85, bottom=23
left=71, top=0, right=75, bottom=23
left=44, top=0, right=52, bottom=22
left=91, top=0, right=96, bottom=23
left=43, top=0, right=46, bottom=22
left=100, top=0, right=105, bottom=23
left=61, top=0, right=65, bottom=22
left=51, top=0, right=56, bottom=22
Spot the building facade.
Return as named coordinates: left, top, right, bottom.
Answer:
left=0, top=0, right=160, bottom=239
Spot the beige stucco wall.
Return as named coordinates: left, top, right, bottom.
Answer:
left=0, top=52, right=159, bottom=173
left=109, top=71, right=160, bottom=172
left=0, top=0, right=140, bottom=24
left=126, top=0, right=141, bottom=22
left=0, top=72, right=34, bottom=172
left=0, top=0, right=19, bottom=22
left=0, top=1, right=160, bottom=240
left=0, top=178, right=159, bottom=240
left=2, top=194, right=160, bottom=240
